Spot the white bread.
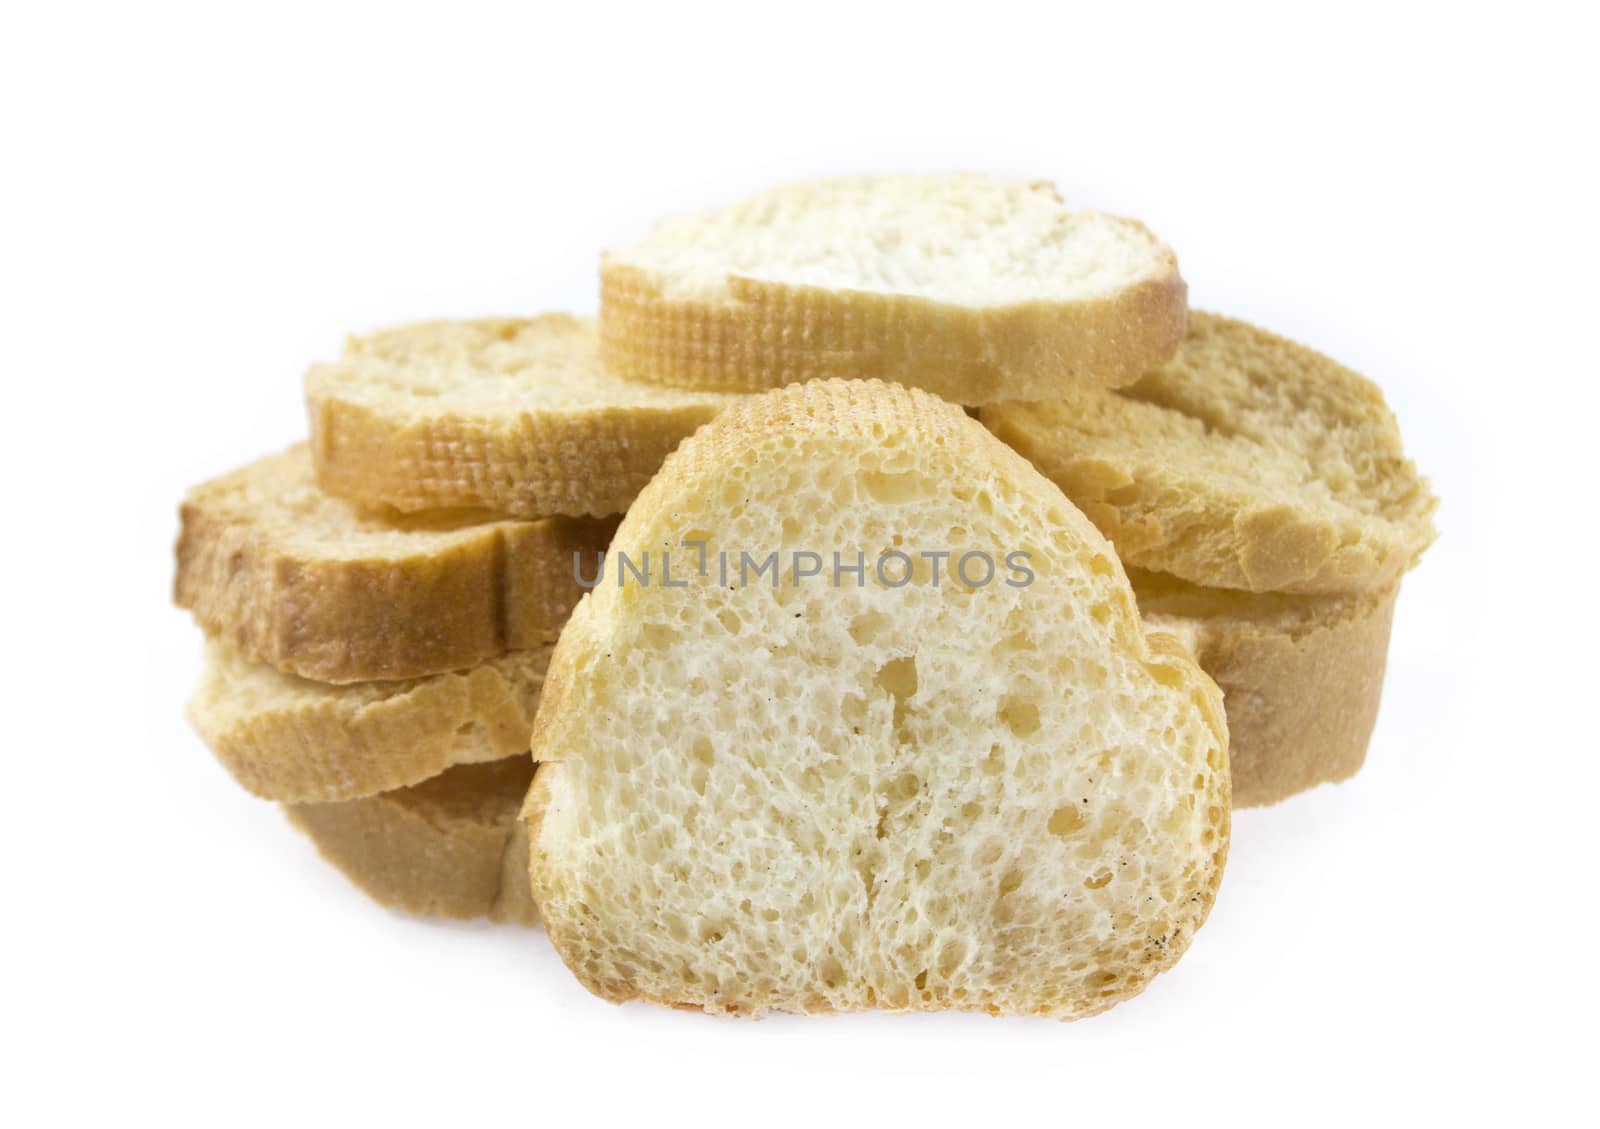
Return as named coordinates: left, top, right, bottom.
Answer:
left=287, top=757, right=538, bottom=925
left=982, top=312, right=1437, bottom=594
left=187, top=639, right=552, bottom=804
left=601, top=174, right=1186, bottom=405
left=525, top=379, right=1229, bottom=1019
left=1129, top=570, right=1398, bottom=807
left=307, top=315, right=735, bottom=518
left=173, top=445, right=617, bottom=682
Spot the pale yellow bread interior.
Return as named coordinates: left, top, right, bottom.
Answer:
left=601, top=174, right=1187, bottom=404
left=982, top=312, right=1436, bottom=594
left=307, top=315, right=734, bottom=517
left=526, top=378, right=1229, bottom=1019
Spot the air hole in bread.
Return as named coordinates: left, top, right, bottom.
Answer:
left=849, top=610, right=892, bottom=646
left=526, top=380, right=1229, bottom=1018
left=998, top=696, right=1041, bottom=737
left=874, top=655, right=918, bottom=700
left=858, top=470, right=922, bottom=505
left=1048, top=806, right=1085, bottom=838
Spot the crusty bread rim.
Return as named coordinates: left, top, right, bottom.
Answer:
left=309, top=394, right=719, bottom=519
left=599, top=254, right=1187, bottom=406
left=979, top=311, right=1437, bottom=594
left=524, top=378, right=1229, bottom=1018
left=307, top=329, right=728, bottom=517
left=286, top=759, right=539, bottom=926
left=188, top=641, right=553, bottom=804
left=1135, top=573, right=1399, bottom=808
left=173, top=450, right=618, bottom=683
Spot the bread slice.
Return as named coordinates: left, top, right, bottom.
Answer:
left=601, top=174, right=1186, bottom=405
left=173, top=445, right=617, bottom=682
left=307, top=315, right=734, bottom=518
left=188, top=639, right=553, bottom=804
left=982, top=312, right=1437, bottom=594
left=287, top=757, right=538, bottom=925
left=1130, top=570, right=1398, bottom=807
left=525, top=378, right=1229, bottom=1019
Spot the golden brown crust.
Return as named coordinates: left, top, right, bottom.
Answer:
left=286, top=758, right=539, bottom=925
left=306, top=315, right=730, bottom=518
left=981, top=312, right=1437, bottom=594
left=187, top=642, right=553, bottom=804
left=599, top=260, right=1187, bottom=406
left=1134, top=570, right=1398, bottom=807
left=310, top=394, right=719, bottom=519
left=172, top=446, right=617, bottom=682
left=1140, top=627, right=1231, bottom=957
left=526, top=378, right=1229, bottom=1018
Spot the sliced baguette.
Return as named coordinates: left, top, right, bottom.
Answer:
left=982, top=312, right=1437, bottom=594
left=307, top=315, right=735, bottom=518
left=287, top=757, right=538, bottom=925
left=173, top=445, right=617, bottom=682
left=1130, top=570, right=1398, bottom=807
left=526, top=379, right=1228, bottom=1019
left=187, top=639, right=553, bottom=804
left=601, top=174, right=1186, bottom=405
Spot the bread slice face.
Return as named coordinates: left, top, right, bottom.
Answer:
left=982, top=312, right=1438, bottom=594
left=526, top=379, right=1229, bottom=1019
left=306, top=315, right=734, bottom=518
left=601, top=174, right=1186, bottom=405
left=173, top=445, right=617, bottom=682
left=187, top=639, right=553, bottom=804
left=287, top=757, right=538, bottom=925
left=1131, top=570, right=1398, bottom=807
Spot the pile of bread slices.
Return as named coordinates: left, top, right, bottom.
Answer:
left=175, top=174, right=1435, bottom=1019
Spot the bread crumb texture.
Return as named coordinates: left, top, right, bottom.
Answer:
left=982, top=312, right=1437, bottom=593
left=307, top=315, right=734, bottom=517
left=527, top=379, right=1229, bottom=1019
left=601, top=173, right=1186, bottom=403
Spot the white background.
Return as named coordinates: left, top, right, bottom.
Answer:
left=4, top=2, right=1594, bottom=1125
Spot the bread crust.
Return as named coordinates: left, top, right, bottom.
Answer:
left=981, top=312, right=1437, bottom=594
left=306, top=315, right=730, bottom=518
left=310, top=393, right=718, bottom=519
left=1133, top=571, right=1398, bottom=807
left=173, top=446, right=617, bottom=682
left=286, top=758, right=539, bottom=925
left=525, top=378, right=1229, bottom=1019
left=188, top=641, right=552, bottom=804
left=600, top=261, right=1187, bottom=406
